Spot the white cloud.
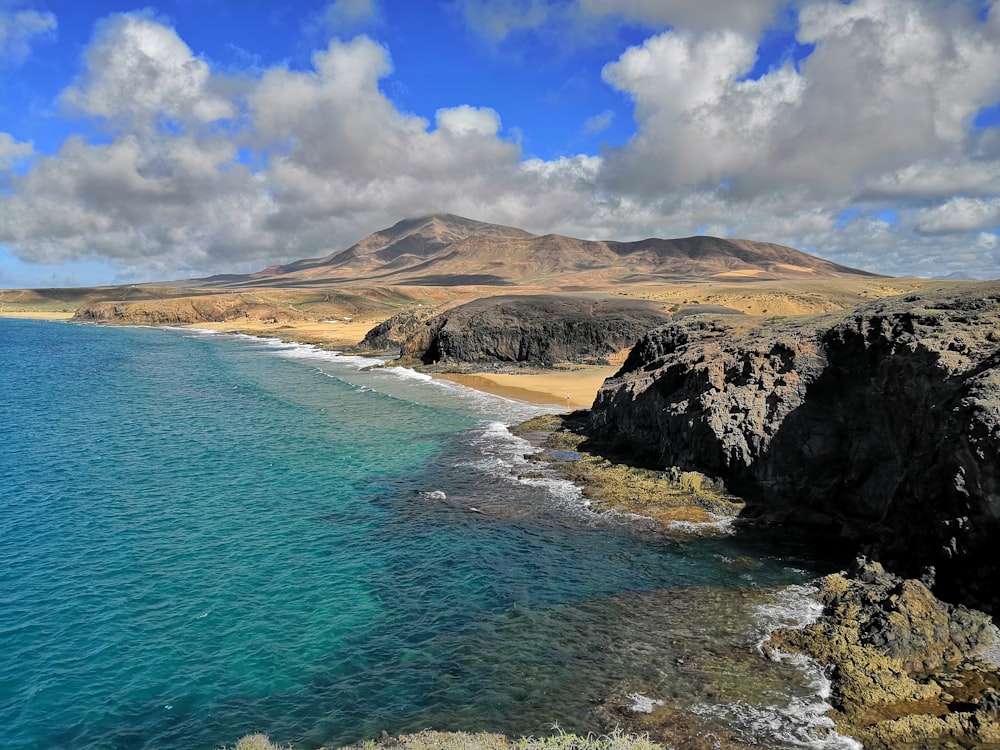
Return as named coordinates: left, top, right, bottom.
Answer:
left=583, top=109, right=614, bottom=134
left=600, top=28, right=804, bottom=192
left=324, top=0, right=381, bottom=31
left=59, top=13, right=234, bottom=132
left=435, top=105, right=502, bottom=137
left=0, top=132, right=32, bottom=169
left=914, top=197, right=1000, bottom=235
left=598, top=0, right=1000, bottom=201
left=0, top=8, right=56, bottom=62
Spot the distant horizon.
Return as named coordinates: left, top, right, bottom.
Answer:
left=1, top=1, right=999, bottom=287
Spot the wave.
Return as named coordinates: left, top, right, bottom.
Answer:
left=689, top=585, right=862, bottom=750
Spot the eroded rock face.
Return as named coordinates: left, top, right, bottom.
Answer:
left=389, top=295, right=671, bottom=367
left=73, top=298, right=307, bottom=326
left=589, top=283, right=1000, bottom=612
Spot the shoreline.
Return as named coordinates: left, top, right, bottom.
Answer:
left=184, top=319, right=615, bottom=407
left=0, top=310, right=75, bottom=320
left=12, top=308, right=996, bottom=749
left=2, top=311, right=610, bottom=408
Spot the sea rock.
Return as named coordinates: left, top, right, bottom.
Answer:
left=589, top=282, right=1000, bottom=612
left=767, top=559, right=1000, bottom=749
left=387, top=294, right=670, bottom=367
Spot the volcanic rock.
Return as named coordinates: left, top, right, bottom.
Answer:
left=387, top=294, right=671, bottom=367
left=588, top=282, right=1000, bottom=612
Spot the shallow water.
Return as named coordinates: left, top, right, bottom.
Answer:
left=1, top=320, right=850, bottom=749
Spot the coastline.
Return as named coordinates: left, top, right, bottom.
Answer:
left=0, top=310, right=75, bottom=320
left=13, top=305, right=999, bottom=750
left=185, top=318, right=616, bottom=407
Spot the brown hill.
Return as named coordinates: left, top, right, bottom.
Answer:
left=200, top=213, right=877, bottom=288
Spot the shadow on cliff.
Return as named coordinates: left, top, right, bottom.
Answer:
left=752, top=318, right=1000, bottom=613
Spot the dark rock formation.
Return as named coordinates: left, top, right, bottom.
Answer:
left=355, top=307, right=440, bottom=353
left=589, top=283, right=1000, bottom=612
left=386, top=295, right=671, bottom=367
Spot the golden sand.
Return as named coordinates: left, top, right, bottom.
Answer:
left=191, top=318, right=617, bottom=407
left=437, top=367, right=618, bottom=408
left=0, top=311, right=76, bottom=320
left=186, top=318, right=382, bottom=350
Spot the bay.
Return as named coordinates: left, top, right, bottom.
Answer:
left=0, top=319, right=847, bottom=749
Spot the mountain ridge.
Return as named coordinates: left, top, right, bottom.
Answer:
left=201, top=214, right=880, bottom=288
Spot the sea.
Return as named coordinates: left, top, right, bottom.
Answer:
left=0, top=318, right=860, bottom=750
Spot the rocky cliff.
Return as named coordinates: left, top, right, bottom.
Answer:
left=73, top=296, right=308, bottom=326
left=371, top=295, right=671, bottom=367
left=589, top=283, right=1000, bottom=612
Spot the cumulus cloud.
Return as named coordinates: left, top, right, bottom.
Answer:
left=0, top=8, right=56, bottom=62
left=599, top=0, right=1000, bottom=200
left=915, top=197, right=1000, bottom=235
left=2, top=3, right=1000, bottom=282
left=435, top=105, right=502, bottom=137
left=59, top=12, right=234, bottom=132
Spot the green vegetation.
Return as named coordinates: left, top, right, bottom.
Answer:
left=512, top=413, right=744, bottom=533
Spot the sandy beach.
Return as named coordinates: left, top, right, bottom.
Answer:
left=187, top=319, right=379, bottom=350
left=0, top=311, right=611, bottom=408
left=185, top=318, right=616, bottom=408
left=0, top=311, right=76, bottom=320
left=437, top=369, right=617, bottom=407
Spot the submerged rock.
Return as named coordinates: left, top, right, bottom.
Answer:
left=589, top=282, right=1000, bottom=612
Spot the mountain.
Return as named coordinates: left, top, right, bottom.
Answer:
left=200, top=213, right=878, bottom=288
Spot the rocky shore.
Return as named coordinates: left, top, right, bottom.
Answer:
left=588, top=282, right=1000, bottom=615
left=768, top=559, right=1000, bottom=749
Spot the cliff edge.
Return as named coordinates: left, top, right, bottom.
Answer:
left=589, top=282, right=1000, bottom=613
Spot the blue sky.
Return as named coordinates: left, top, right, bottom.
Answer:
left=1, top=0, right=999, bottom=286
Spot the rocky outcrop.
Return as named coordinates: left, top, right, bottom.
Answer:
left=589, top=283, right=1000, bottom=612
left=389, top=295, right=671, bottom=367
left=768, top=559, right=1000, bottom=749
left=354, top=307, right=441, bottom=353
left=73, top=297, right=308, bottom=326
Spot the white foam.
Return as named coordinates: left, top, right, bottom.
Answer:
left=665, top=513, right=736, bottom=536
left=458, top=421, right=590, bottom=512
left=689, top=584, right=862, bottom=750
left=626, top=693, right=664, bottom=714
left=385, top=366, right=434, bottom=381
left=754, top=584, right=825, bottom=651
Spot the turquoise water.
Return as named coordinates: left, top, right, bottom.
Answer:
left=1, top=319, right=847, bottom=749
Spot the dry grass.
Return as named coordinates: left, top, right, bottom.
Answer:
left=230, top=728, right=665, bottom=750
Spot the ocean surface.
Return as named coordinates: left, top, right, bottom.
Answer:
left=0, top=318, right=857, bottom=750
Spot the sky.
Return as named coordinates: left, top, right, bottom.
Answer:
left=0, top=0, right=999, bottom=287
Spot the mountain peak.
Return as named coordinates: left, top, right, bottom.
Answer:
left=235, top=216, right=879, bottom=288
